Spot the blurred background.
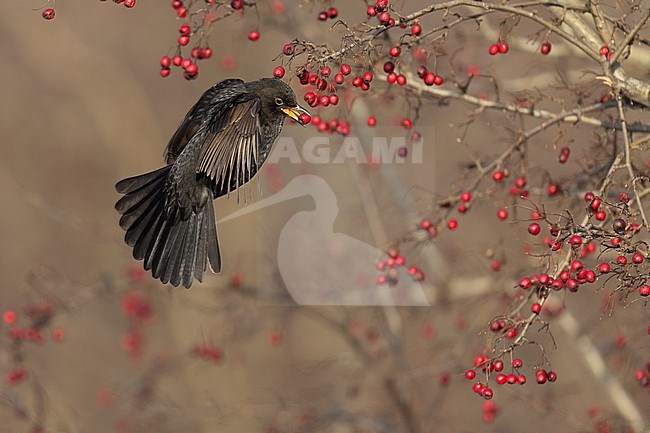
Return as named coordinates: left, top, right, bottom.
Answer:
left=1, top=1, right=648, bottom=432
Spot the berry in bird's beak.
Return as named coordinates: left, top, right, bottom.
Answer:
left=281, top=105, right=311, bottom=126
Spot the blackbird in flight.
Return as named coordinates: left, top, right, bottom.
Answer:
left=115, top=77, right=309, bottom=288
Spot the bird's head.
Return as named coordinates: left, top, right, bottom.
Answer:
left=254, top=77, right=311, bottom=126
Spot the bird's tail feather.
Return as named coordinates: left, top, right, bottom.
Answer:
left=115, top=166, right=221, bottom=288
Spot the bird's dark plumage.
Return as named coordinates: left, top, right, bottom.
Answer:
left=115, top=77, right=308, bottom=288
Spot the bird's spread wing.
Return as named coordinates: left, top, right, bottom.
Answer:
left=164, top=78, right=247, bottom=164
left=197, top=98, right=261, bottom=198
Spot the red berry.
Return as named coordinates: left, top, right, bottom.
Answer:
left=618, top=192, right=631, bottom=203
left=366, top=6, right=377, bottom=17
left=282, top=43, right=295, bottom=56
left=528, top=223, right=541, bottom=235
left=160, top=67, right=171, bottom=77
left=465, top=369, right=476, bottom=380
left=400, top=118, right=412, bottom=129
left=178, top=24, right=191, bottom=36
left=589, top=197, right=601, bottom=210
left=172, top=55, right=182, bottom=66
left=540, top=42, right=551, bottom=54
left=329, top=94, right=339, bottom=105
left=558, top=146, right=570, bottom=163
left=319, top=95, right=330, bottom=107
left=547, top=371, right=558, bottom=382
left=334, top=73, right=344, bottom=84
left=5, top=367, right=28, bottom=384
left=327, top=7, right=338, bottom=19
left=378, top=12, right=391, bottom=26
left=340, top=64, right=351, bottom=75
left=595, top=210, right=606, bottom=221
left=639, top=285, right=650, bottom=297
left=298, top=113, right=311, bottom=125
left=317, top=10, right=328, bottom=21
left=519, top=277, right=531, bottom=289
left=273, top=66, right=285, bottom=78
left=375, top=0, right=388, bottom=10
left=185, top=62, right=198, bottom=75
left=569, top=235, right=582, bottom=247
left=489, top=44, right=499, bottom=55
left=367, top=116, right=377, bottom=127
left=632, top=253, right=644, bottom=264
left=599, top=45, right=610, bottom=56
left=159, top=56, right=171, bottom=67
left=362, top=71, right=373, bottom=83
left=411, top=23, right=422, bottom=36
left=495, top=373, right=507, bottom=385
left=386, top=72, right=397, bottom=83
left=517, top=374, right=527, bottom=385
left=447, top=219, right=458, bottom=230
left=3, top=310, right=17, bottom=324
left=304, top=92, right=317, bottom=105
left=497, top=41, right=509, bottom=53
left=202, top=47, right=213, bottom=59
left=483, top=388, right=493, bottom=400
left=231, top=0, right=243, bottom=9
left=514, top=176, right=527, bottom=188
left=566, top=278, right=579, bottom=292
left=321, top=66, right=331, bottom=77
left=424, top=72, right=436, bottom=86
left=512, top=358, right=523, bottom=368
left=42, top=8, right=55, bottom=19
left=497, top=208, right=508, bottom=220
left=178, top=35, right=190, bottom=46
left=531, top=302, right=542, bottom=314
left=396, top=74, right=407, bottom=85
left=434, top=75, right=444, bottom=86
left=598, top=262, right=611, bottom=273
left=389, top=45, right=401, bottom=57
left=492, top=171, right=504, bottom=182
left=248, top=30, right=260, bottom=41
left=460, top=191, right=471, bottom=202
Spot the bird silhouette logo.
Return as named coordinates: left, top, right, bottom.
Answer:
left=219, top=174, right=431, bottom=306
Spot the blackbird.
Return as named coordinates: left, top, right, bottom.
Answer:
left=115, top=77, right=309, bottom=288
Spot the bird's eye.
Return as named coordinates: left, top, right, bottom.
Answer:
left=275, top=97, right=284, bottom=106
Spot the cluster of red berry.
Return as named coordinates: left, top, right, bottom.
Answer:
left=2, top=302, right=64, bottom=386
left=376, top=247, right=425, bottom=286
left=599, top=44, right=614, bottom=60
left=309, top=116, right=350, bottom=135
left=120, top=291, right=154, bottom=358
left=317, top=7, right=338, bottom=21
left=192, top=343, right=223, bottom=364
left=159, top=22, right=214, bottom=80
left=635, top=360, right=650, bottom=390
left=108, top=0, right=136, bottom=8
left=465, top=356, right=557, bottom=401
left=366, top=0, right=394, bottom=27
left=40, top=0, right=136, bottom=20
left=488, top=41, right=509, bottom=55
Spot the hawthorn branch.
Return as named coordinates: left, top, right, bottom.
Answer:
left=403, top=75, right=650, bottom=132
left=615, top=93, right=650, bottom=229
left=608, top=7, right=650, bottom=67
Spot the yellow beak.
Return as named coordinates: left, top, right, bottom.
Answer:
left=281, top=105, right=310, bottom=125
